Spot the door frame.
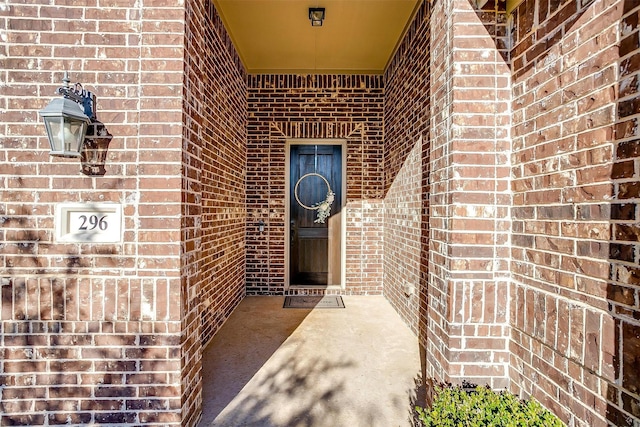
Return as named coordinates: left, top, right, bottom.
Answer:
left=285, top=138, right=347, bottom=291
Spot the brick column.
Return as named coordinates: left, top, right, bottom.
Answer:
left=0, top=0, right=190, bottom=425
left=608, top=1, right=640, bottom=425
left=428, top=0, right=511, bottom=388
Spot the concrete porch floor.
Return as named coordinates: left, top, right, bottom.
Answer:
left=197, top=296, right=423, bottom=427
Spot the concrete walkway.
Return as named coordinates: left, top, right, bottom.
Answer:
left=198, top=296, right=423, bottom=427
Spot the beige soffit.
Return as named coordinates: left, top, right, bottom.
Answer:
left=506, top=0, right=522, bottom=14
left=213, top=0, right=421, bottom=75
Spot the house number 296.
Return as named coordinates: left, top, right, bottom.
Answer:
left=56, top=203, right=121, bottom=243
left=78, top=215, right=108, bottom=231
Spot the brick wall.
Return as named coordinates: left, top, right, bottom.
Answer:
left=246, top=75, right=384, bottom=295
left=0, top=0, right=238, bottom=424
left=425, top=0, right=451, bottom=387
left=509, top=0, right=626, bottom=425
left=383, top=1, right=431, bottom=339
left=425, top=0, right=512, bottom=389
left=4, top=0, right=639, bottom=425
left=184, top=0, right=247, bottom=362
left=182, top=0, right=247, bottom=425
left=383, top=0, right=512, bottom=394
left=609, top=1, right=640, bottom=425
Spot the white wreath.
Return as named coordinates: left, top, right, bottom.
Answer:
left=294, top=173, right=335, bottom=224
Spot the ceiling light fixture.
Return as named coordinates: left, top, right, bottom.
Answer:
left=309, top=7, right=325, bottom=27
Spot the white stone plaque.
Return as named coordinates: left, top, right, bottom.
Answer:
left=56, top=203, right=122, bottom=243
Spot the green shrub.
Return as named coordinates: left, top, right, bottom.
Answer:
left=416, top=383, right=564, bottom=427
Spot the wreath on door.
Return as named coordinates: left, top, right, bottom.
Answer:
left=294, top=172, right=335, bottom=224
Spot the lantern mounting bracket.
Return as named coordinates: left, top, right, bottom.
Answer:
left=56, top=71, right=96, bottom=120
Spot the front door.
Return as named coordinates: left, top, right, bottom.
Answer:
left=289, top=144, right=342, bottom=286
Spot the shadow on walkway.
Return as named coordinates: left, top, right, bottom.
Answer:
left=198, top=296, right=422, bottom=427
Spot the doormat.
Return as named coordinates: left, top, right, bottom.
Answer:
left=283, top=295, right=345, bottom=309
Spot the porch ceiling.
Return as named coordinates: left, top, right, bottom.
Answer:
left=213, top=0, right=420, bottom=75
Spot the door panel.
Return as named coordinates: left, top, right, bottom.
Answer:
left=290, top=144, right=342, bottom=286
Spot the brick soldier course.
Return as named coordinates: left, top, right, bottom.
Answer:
left=1, top=0, right=638, bottom=426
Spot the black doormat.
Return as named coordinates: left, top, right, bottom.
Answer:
left=283, top=295, right=345, bottom=309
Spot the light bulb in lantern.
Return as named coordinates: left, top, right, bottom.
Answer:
left=63, top=121, right=82, bottom=151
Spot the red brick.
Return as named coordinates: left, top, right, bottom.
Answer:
left=2, top=1, right=638, bottom=427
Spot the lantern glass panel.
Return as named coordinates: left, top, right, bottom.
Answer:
left=43, top=115, right=87, bottom=157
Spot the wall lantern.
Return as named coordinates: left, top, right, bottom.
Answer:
left=39, top=71, right=96, bottom=157
left=309, top=7, right=325, bottom=26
